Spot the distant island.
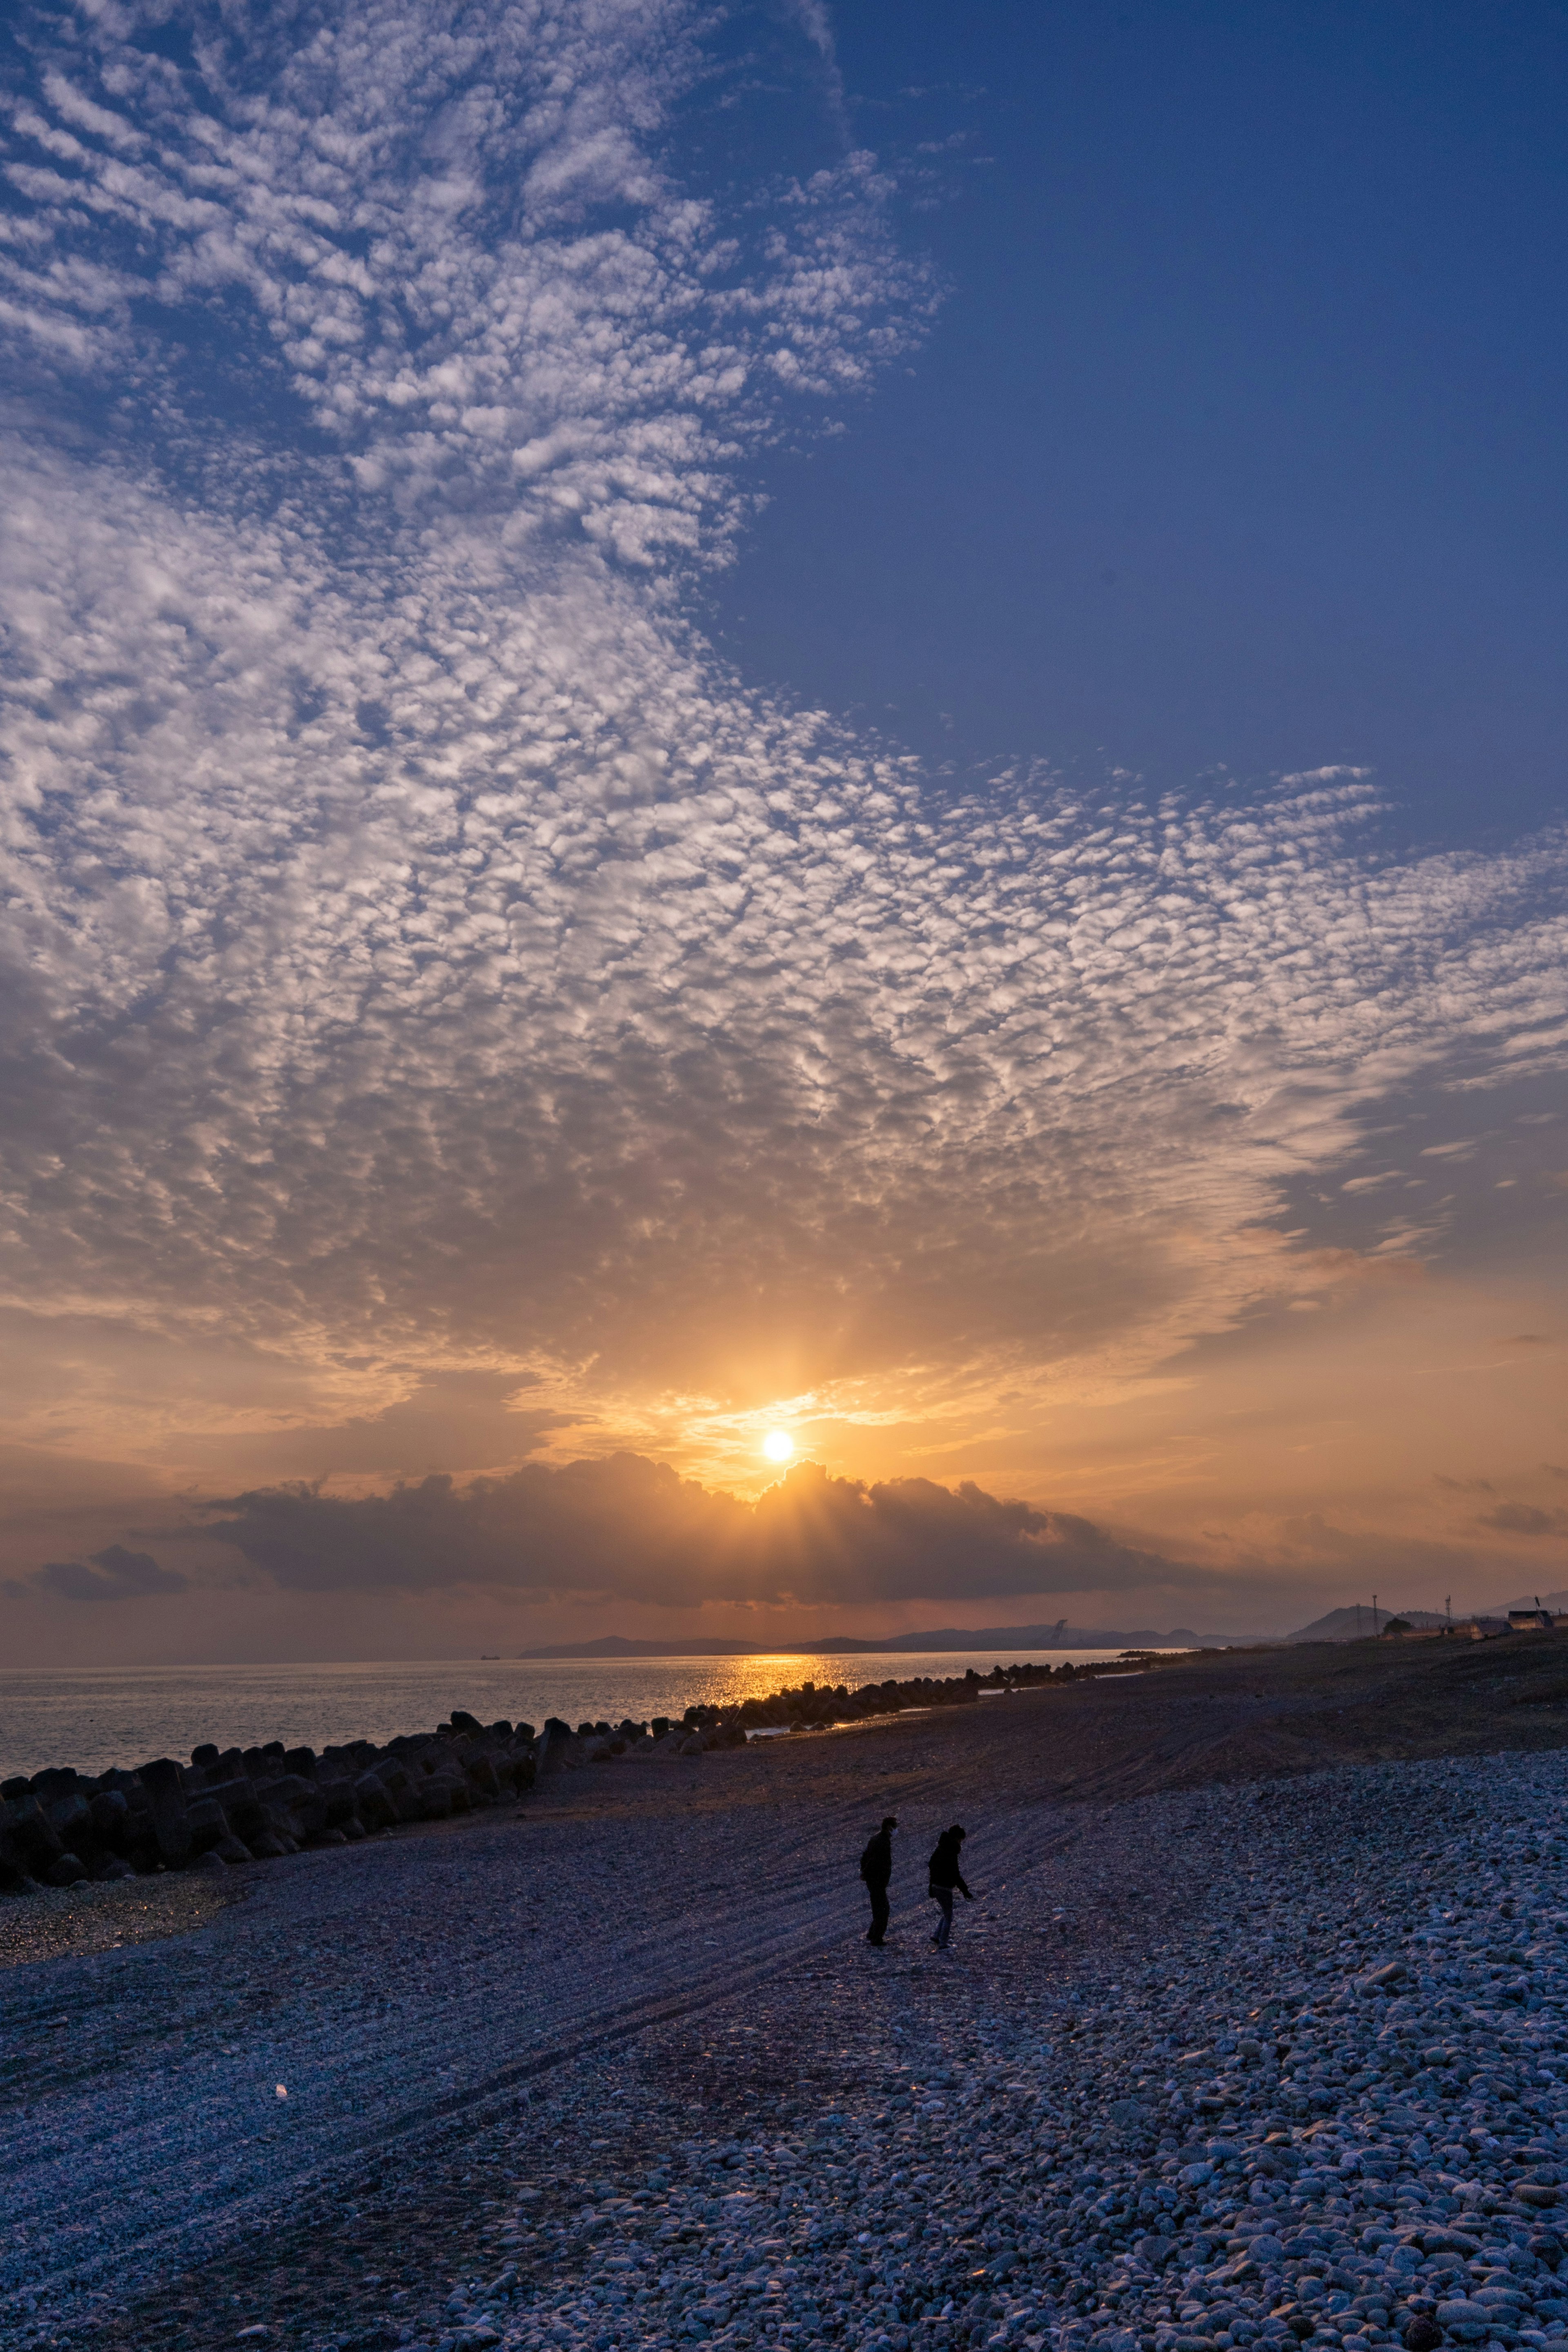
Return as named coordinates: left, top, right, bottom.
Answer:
left=514, top=1620, right=1262, bottom=1659
left=514, top=1593, right=1567, bottom=1659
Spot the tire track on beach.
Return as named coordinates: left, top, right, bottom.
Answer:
left=0, top=1767, right=1078, bottom=2329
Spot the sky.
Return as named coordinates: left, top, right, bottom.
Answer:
left=0, top=0, right=1564, bottom=1665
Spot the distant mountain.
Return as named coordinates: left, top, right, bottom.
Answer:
left=1285, top=1591, right=1568, bottom=1645
left=513, top=1635, right=863, bottom=1659
left=515, top=1620, right=1269, bottom=1660
left=869, top=1621, right=1267, bottom=1651
left=519, top=1592, right=1568, bottom=1662
left=1285, top=1605, right=1452, bottom=1643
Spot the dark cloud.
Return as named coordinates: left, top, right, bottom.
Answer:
left=205, top=1455, right=1195, bottom=1610
left=5, top=1544, right=187, bottom=1603
left=1478, top=1503, right=1568, bottom=1538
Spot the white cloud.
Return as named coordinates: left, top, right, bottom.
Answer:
left=0, top=0, right=1565, bottom=1506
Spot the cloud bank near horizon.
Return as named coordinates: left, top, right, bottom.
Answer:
left=3, top=1543, right=189, bottom=1605
left=0, top=0, right=1566, bottom=1649
left=0, top=1454, right=1193, bottom=1612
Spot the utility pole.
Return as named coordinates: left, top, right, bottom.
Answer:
left=1373, top=1593, right=1379, bottom=1635
left=1446, top=1594, right=1452, bottom=1625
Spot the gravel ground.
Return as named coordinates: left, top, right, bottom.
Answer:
left=7, top=1668, right=1568, bottom=2352
left=0, top=1874, right=237, bottom=1970
left=398, top=1752, right=1568, bottom=2352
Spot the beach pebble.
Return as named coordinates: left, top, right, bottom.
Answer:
left=468, top=1752, right=1568, bottom=2352
left=11, top=1730, right=1568, bottom=2352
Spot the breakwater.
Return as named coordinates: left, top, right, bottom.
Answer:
left=0, top=1648, right=1126, bottom=1782
left=0, top=1657, right=1086, bottom=1893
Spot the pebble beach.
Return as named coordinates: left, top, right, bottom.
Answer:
left=7, top=1638, right=1568, bottom=2352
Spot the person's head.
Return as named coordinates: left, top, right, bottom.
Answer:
left=950, top=1825, right=966, bottom=1842
left=882, top=1815, right=898, bottom=1833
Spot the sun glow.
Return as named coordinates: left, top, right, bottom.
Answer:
left=762, top=1430, right=794, bottom=1463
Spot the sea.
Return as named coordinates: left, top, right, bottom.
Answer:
left=0, top=1649, right=1160, bottom=1781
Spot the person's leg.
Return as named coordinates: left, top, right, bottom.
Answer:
left=932, top=1889, right=953, bottom=1946
left=867, top=1886, right=889, bottom=1945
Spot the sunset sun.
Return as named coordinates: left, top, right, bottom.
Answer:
left=762, top=1431, right=795, bottom=1464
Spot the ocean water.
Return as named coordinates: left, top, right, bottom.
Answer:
left=0, top=1650, right=1156, bottom=1780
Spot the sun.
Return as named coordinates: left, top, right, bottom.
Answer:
left=762, top=1430, right=794, bottom=1463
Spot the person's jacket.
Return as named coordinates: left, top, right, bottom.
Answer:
left=928, top=1833, right=971, bottom=1897
left=859, top=1828, right=894, bottom=1889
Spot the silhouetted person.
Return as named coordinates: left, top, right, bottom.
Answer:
left=859, top=1814, right=898, bottom=1946
left=928, top=1824, right=972, bottom=1948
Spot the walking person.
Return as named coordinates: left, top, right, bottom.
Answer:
left=860, top=1814, right=898, bottom=1946
left=928, top=1824, right=972, bottom=1948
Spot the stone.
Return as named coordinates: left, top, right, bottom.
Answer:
left=187, top=1797, right=232, bottom=1857
left=287, top=1789, right=328, bottom=1838
left=140, top=1758, right=193, bottom=1867
left=354, top=1772, right=397, bottom=1831
left=1436, top=2300, right=1494, bottom=2336
left=45, top=1790, right=95, bottom=1847
left=0, top=1795, right=63, bottom=1876
left=254, top=1772, right=314, bottom=1809
left=535, top=1721, right=585, bottom=1775
left=320, top=1779, right=360, bottom=1829
left=44, top=1852, right=89, bottom=1886
left=203, top=1774, right=258, bottom=1812
left=189, top=1849, right=229, bottom=1875
left=89, top=1788, right=132, bottom=1847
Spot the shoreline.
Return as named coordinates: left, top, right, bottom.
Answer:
left=0, top=1652, right=1135, bottom=1786
left=9, top=1639, right=1568, bottom=2352
left=0, top=1660, right=1094, bottom=1906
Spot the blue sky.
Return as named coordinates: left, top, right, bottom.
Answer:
left=715, top=0, right=1568, bottom=852
left=0, top=0, right=1564, bottom=1662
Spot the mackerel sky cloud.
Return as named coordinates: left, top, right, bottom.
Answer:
left=1, top=0, right=1565, bottom=1660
